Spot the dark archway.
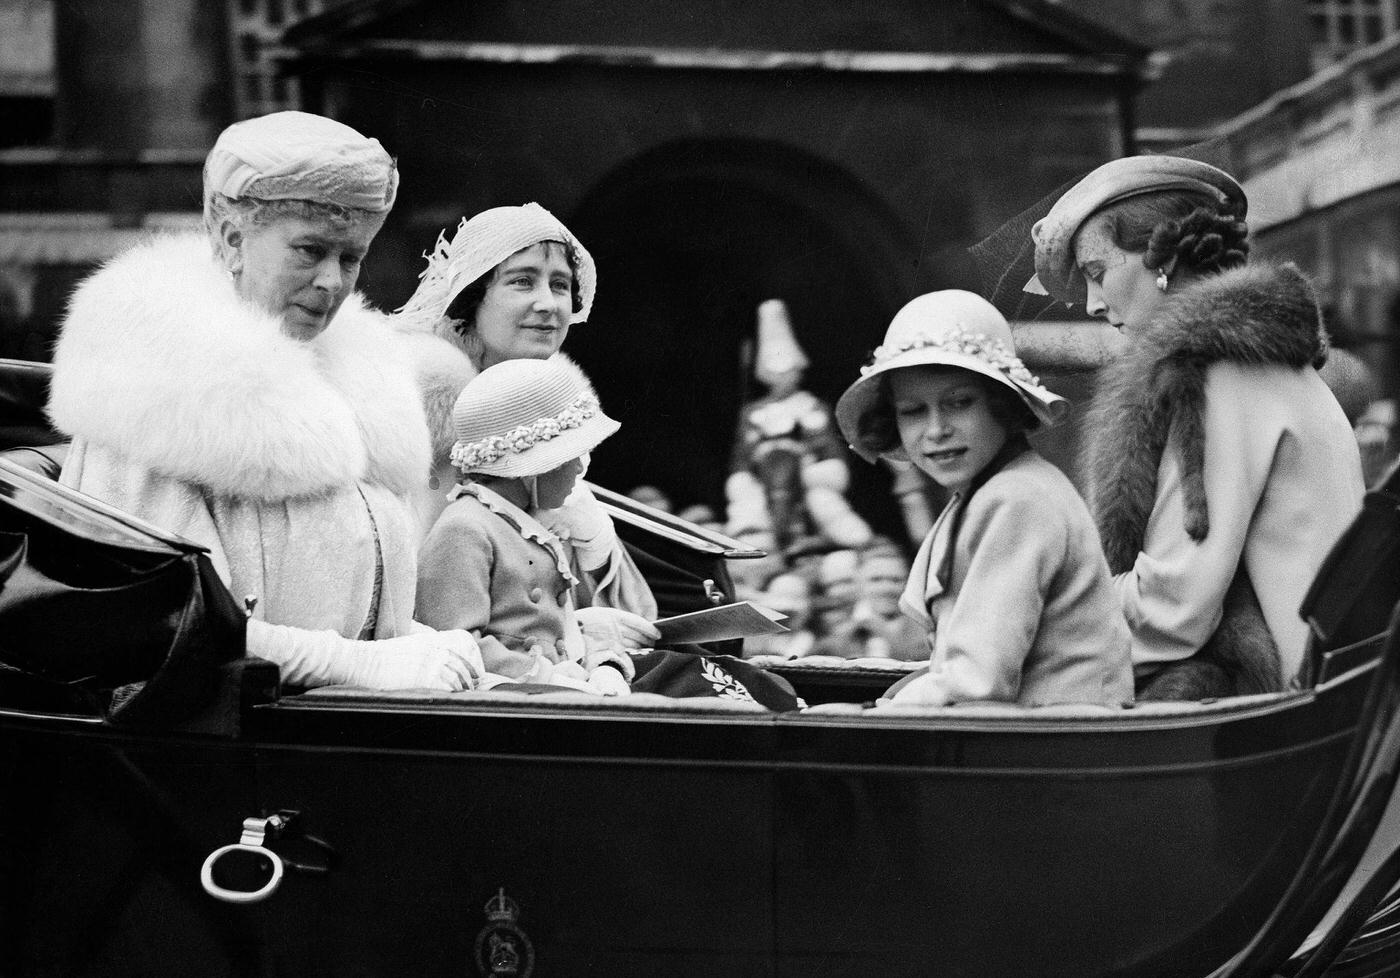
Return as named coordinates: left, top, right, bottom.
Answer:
left=567, top=139, right=942, bottom=543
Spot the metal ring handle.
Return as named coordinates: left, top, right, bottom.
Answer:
left=200, top=842, right=285, bottom=904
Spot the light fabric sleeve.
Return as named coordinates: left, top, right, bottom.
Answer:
left=61, top=440, right=235, bottom=582
left=415, top=506, right=495, bottom=635
left=415, top=505, right=540, bottom=678
left=1115, top=364, right=1276, bottom=668
left=548, top=482, right=618, bottom=572
left=547, top=483, right=659, bottom=619
left=63, top=440, right=481, bottom=690
left=896, top=488, right=1061, bottom=705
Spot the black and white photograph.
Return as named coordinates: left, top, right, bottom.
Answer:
left=2, top=1, right=1400, bottom=975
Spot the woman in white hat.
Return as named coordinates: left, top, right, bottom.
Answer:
left=1032, top=155, right=1365, bottom=698
left=48, top=110, right=484, bottom=693
left=834, top=290, right=1132, bottom=708
left=415, top=355, right=636, bottom=694
left=396, top=203, right=660, bottom=653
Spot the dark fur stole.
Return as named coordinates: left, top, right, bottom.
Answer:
left=1084, top=262, right=1326, bottom=698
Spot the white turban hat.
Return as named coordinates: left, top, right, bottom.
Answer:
left=396, top=203, right=597, bottom=331
left=202, top=110, right=399, bottom=218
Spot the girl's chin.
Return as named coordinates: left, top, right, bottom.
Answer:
left=917, top=469, right=967, bottom=494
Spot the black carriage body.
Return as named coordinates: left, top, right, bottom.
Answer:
left=0, top=662, right=1388, bottom=978
left=5, top=357, right=1400, bottom=978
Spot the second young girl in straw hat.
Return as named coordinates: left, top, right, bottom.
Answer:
left=834, top=290, right=1132, bottom=707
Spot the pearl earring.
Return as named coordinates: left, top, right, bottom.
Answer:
left=1155, top=270, right=1169, bottom=292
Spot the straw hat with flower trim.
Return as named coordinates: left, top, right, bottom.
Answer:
left=835, top=290, right=1067, bottom=463
left=450, top=355, right=618, bottom=479
left=397, top=202, right=597, bottom=331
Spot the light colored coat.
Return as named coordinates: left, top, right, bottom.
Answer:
left=1111, top=361, right=1362, bottom=683
left=1084, top=263, right=1365, bottom=688
left=48, top=234, right=432, bottom=679
left=886, top=451, right=1134, bottom=708
left=415, top=483, right=587, bottom=678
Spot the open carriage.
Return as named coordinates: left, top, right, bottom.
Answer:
left=3, top=356, right=1400, bottom=978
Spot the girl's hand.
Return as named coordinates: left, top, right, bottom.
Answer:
left=477, top=634, right=550, bottom=678
left=587, top=663, right=631, bottom=696
left=582, top=642, right=637, bottom=681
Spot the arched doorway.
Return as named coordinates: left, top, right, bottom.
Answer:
left=567, top=139, right=927, bottom=544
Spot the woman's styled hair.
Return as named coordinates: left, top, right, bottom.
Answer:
left=205, top=193, right=379, bottom=253
left=1094, top=190, right=1250, bottom=279
left=856, top=367, right=1039, bottom=457
left=444, top=239, right=584, bottom=339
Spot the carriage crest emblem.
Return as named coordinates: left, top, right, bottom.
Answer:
left=473, top=887, right=535, bottom=977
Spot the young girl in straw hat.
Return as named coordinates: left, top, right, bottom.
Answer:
left=834, top=290, right=1133, bottom=707
left=417, top=354, right=804, bottom=707
left=415, top=355, right=636, bottom=694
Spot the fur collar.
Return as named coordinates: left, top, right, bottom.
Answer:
left=387, top=315, right=478, bottom=466
left=1084, top=262, right=1327, bottom=572
left=49, top=233, right=430, bottom=501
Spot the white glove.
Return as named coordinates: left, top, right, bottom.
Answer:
left=576, top=606, right=659, bottom=654
left=583, top=640, right=638, bottom=681
left=544, top=484, right=618, bottom=571
left=587, top=664, right=632, bottom=696
left=249, top=619, right=483, bottom=691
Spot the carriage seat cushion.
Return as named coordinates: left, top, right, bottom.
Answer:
left=289, top=686, right=773, bottom=714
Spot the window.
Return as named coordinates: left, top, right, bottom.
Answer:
left=0, top=0, right=56, bottom=148
left=1310, top=0, right=1400, bottom=70
left=225, top=0, right=347, bottom=118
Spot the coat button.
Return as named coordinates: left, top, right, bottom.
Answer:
left=529, top=587, right=543, bottom=603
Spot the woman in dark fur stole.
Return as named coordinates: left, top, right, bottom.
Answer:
left=1030, top=156, right=1365, bottom=699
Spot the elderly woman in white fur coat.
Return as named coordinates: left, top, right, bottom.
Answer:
left=392, top=203, right=661, bottom=653
left=46, top=111, right=485, bottom=692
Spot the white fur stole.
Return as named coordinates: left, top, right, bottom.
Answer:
left=48, top=234, right=430, bottom=501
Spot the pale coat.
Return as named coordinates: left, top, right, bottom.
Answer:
left=1084, top=263, right=1364, bottom=689
left=48, top=234, right=433, bottom=681
left=415, top=482, right=586, bottom=678
left=885, top=451, right=1134, bottom=708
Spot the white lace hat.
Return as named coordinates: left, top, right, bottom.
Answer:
left=450, top=355, right=619, bottom=478
left=835, top=290, right=1067, bottom=462
left=397, top=203, right=596, bottom=331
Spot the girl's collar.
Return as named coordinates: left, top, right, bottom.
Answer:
left=450, top=481, right=578, bottom=586
left=933, top=433, right=1031, bottom=591
left=962, top=432, right=1031, bottom=499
